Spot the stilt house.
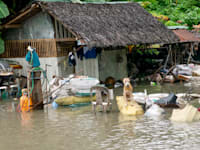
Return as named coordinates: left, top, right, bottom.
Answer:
left=169, top=27, right=200, bottom=64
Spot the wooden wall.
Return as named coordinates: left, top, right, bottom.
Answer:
left=0, top=18, right=77, bottom=58
left=56, top=41, right=75, bottom=57
left=0, top=39, right=57, bottom=58
left=53, top=19, right=75, bottom=39
left=0, top=39, right=76, bottom=58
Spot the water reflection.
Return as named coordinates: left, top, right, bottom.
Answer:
left=19, top=112, right=33, bottom=127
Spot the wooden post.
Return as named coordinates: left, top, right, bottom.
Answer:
left=32, top=70, right=43, bottom=109
left=187, top=43, right=193, bottom=65
left=174, top=45, right=177, bottom=65
left=164, top=45, right=171, bottom=69
left=27, top=70, right=31, bottom=111
left=45, top=64, right=49, bottom=104
left=28, top=69, right=43, bottom=110
left=54, top=19, right=59, bottom=38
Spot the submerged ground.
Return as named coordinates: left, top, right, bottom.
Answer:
left=0, top=82, right=200, bottom=150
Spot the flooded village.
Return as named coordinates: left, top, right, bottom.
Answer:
left=1, top=0, right=200, bottom=150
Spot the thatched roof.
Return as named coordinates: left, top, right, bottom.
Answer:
left=2, top=1, right=179, bottom=47
left=39, top=2, right=179, bottom=47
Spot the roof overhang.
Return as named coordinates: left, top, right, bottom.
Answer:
left=0, top=4, right=41, bottom=30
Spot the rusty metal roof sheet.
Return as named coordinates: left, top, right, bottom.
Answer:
left=173, top=29, right=200, bottom=43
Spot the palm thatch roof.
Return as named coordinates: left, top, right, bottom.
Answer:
left=2, top=1, right=179, bottom=48
left=39, top=2, right=179, bottom=47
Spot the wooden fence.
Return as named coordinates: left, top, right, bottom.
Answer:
left=0, top=39, right=57, bottom=58
left=56, top=41, right=75, bottom=57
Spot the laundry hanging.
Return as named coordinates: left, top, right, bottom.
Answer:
left=84, top=47, right=97, bottom=59
left=25, top=47, right=40, bottom=67
left=68, top=52, right=76, bottom=66
left=76, top=46, right=84, bottom=60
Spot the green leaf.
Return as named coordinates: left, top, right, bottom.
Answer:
left=0, top=36, right=4, bottom=54
left=136, top=49, right=143, bottom=55
left=0, top=0, right=9, bottom=19
left=165, top=20, right=180, bottom=26
left=39, top=0, right=82, bottom=2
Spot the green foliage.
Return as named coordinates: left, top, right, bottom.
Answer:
left=0, top=36, right=4, bottom=54
left=83, top=0, right=105, bottom=2
left=145, top=49, right=159, bottom=55
left=183, top=7, right=200, bottom=28
left=0, top=0, right=9, bottom=19
left=136, top=48, right=159, bottom=55
left=165, top=20, right=180, bottom=26
left=137, top=0, right=200, bottom=28
left=38, top=0, right=82, bottom=2
left=0, top=0, right=9, bottom=54
left=38, top=0, right=70, bottom=1
left=136, top=49, right=143, bottom=55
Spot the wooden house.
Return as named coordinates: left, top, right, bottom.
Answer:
left=0, top=1, right=179, bottom=81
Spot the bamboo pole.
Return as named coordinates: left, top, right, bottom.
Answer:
left=27, top=70, right=31, bottom=111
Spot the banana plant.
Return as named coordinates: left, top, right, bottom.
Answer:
left=0, top=0, right=9, bottom=19
left=0, top=0, right=9, bottom=54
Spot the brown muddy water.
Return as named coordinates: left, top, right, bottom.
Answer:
left=1, top=82, right=200, bottom=150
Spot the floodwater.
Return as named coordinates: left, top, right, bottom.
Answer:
left=1, top=82, right=200, bottom=150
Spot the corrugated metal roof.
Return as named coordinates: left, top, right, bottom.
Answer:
left=168, top=26, right=188, bottom=30
left=173, top=29, right=200, bottom=42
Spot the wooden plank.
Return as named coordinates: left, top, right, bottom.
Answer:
left=66, top=30, right=69, bottom=38
left=2, top=24, right=21, bottom=29
left=53, top=39, right=57, bottom=56
left=54, top=39, right=58, bottom=57
left=0, top=39, right=60, bottom=58
left=56, top=38, right=76, bottom=42
left=54, top=19, right=59, bottom=38
left=69, top=32, right=72, bottom=38
left=47, top=39, right=49, bottom=57
left=63, top=28, right=67, bottom=38
left=58, top=22, right=63, bottom=38
left=3, top=4, right=37, bottom=26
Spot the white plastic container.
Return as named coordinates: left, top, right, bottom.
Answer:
left=108, top=89, right=114, bottom=100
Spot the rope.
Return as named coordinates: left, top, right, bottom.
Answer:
left=30, top=51, right=33, bottom=66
